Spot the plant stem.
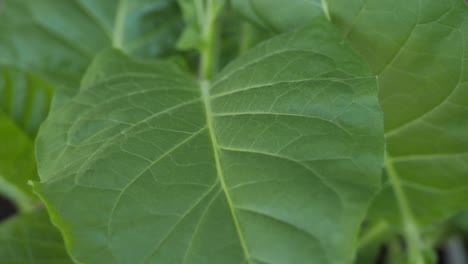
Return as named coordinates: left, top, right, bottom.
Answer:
left=385, top=151, right=424, bottom=264
left=198, top=0, right=221, bottom=80
left=238, top=22, right=253, bottom=55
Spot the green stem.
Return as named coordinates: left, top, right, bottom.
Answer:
left=385, top=151, right=424, bottom=264
left=198, top=0, right=221, bottom=80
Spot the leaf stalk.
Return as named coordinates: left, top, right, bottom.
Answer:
left=198, top=0, right=222, bottom=80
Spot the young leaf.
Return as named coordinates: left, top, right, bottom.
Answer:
left=34, top=20, right=384, bottom=264
left=0, top=0, right=182, bottom=88
left=0, top=210, right=72, bottom=263
left=176, top=0, right=203, bottom=50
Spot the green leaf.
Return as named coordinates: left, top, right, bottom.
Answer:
left=0, top=65, right=53, bottom=205
left=452, top=210, right=468, bottom=233
left=0, top=112, right=36, bottom=200
left=0, top=0, right=182, bottom=204
left=218, top=10, right=273, bottom=69
left=0, top=210, right=73, bottom=264
left=0, top=0, right=182, bottom=88
left=326, top=0, right=468, bottom=225
left=176, top=0, right=203, bottom=50
left=176, top=1, right=272, bottom=74
left=0, top=65, right=54, bottom=137
left=232, top=0, right=327, bottom=32
left=232, top=0, right=468, bottom=254
left=354, top=220, right=390, bottom=263
left=35, top=20, right=384, bottom=264
left=327, top=0, right=468, bottom=262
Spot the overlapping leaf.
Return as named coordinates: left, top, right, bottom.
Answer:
left=35, top=20, right=383, bottom=264
left=0, top=66, right=53, bottom=201
left=234, top=0, right=468, bottom=227
left=327, top=0, right=468, bottom=227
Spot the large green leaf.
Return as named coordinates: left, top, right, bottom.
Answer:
left=0, top=65, right=53, bottom=204
left=0, top=0, right=182, bottom=88
left=34, top=20, right=384, bottom=264
left=0, top=210, right=72, bottom=264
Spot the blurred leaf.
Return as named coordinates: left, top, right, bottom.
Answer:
left=0, top=209, right=73, bottom=263
left=0, top=0, right=184, bottom=203
left=176, top=0, right=202, bottom=50
left=0, top=65, right=53, bottom=137
left=0, top=0, right=182, bottom=89
left=232, top=0, right=326, bottom=32
left=0, top=65, right=53, bottom=204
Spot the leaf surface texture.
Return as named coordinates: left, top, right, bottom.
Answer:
left=234, top=0, right=468, bottom=227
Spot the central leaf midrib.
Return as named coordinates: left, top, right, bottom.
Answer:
left=200, top=79, right=251, bottom=261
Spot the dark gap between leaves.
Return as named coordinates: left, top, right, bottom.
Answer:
left=437, top=246, right=447, bottom=264
left=0, top=195, right=16, bottom=221
left=376, top=244, right=388, bottom=264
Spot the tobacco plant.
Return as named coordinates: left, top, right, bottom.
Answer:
left=0, top=0, right=467, bottom=263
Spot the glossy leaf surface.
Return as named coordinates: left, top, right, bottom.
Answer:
left=35, top=20, right=384, bottom=264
